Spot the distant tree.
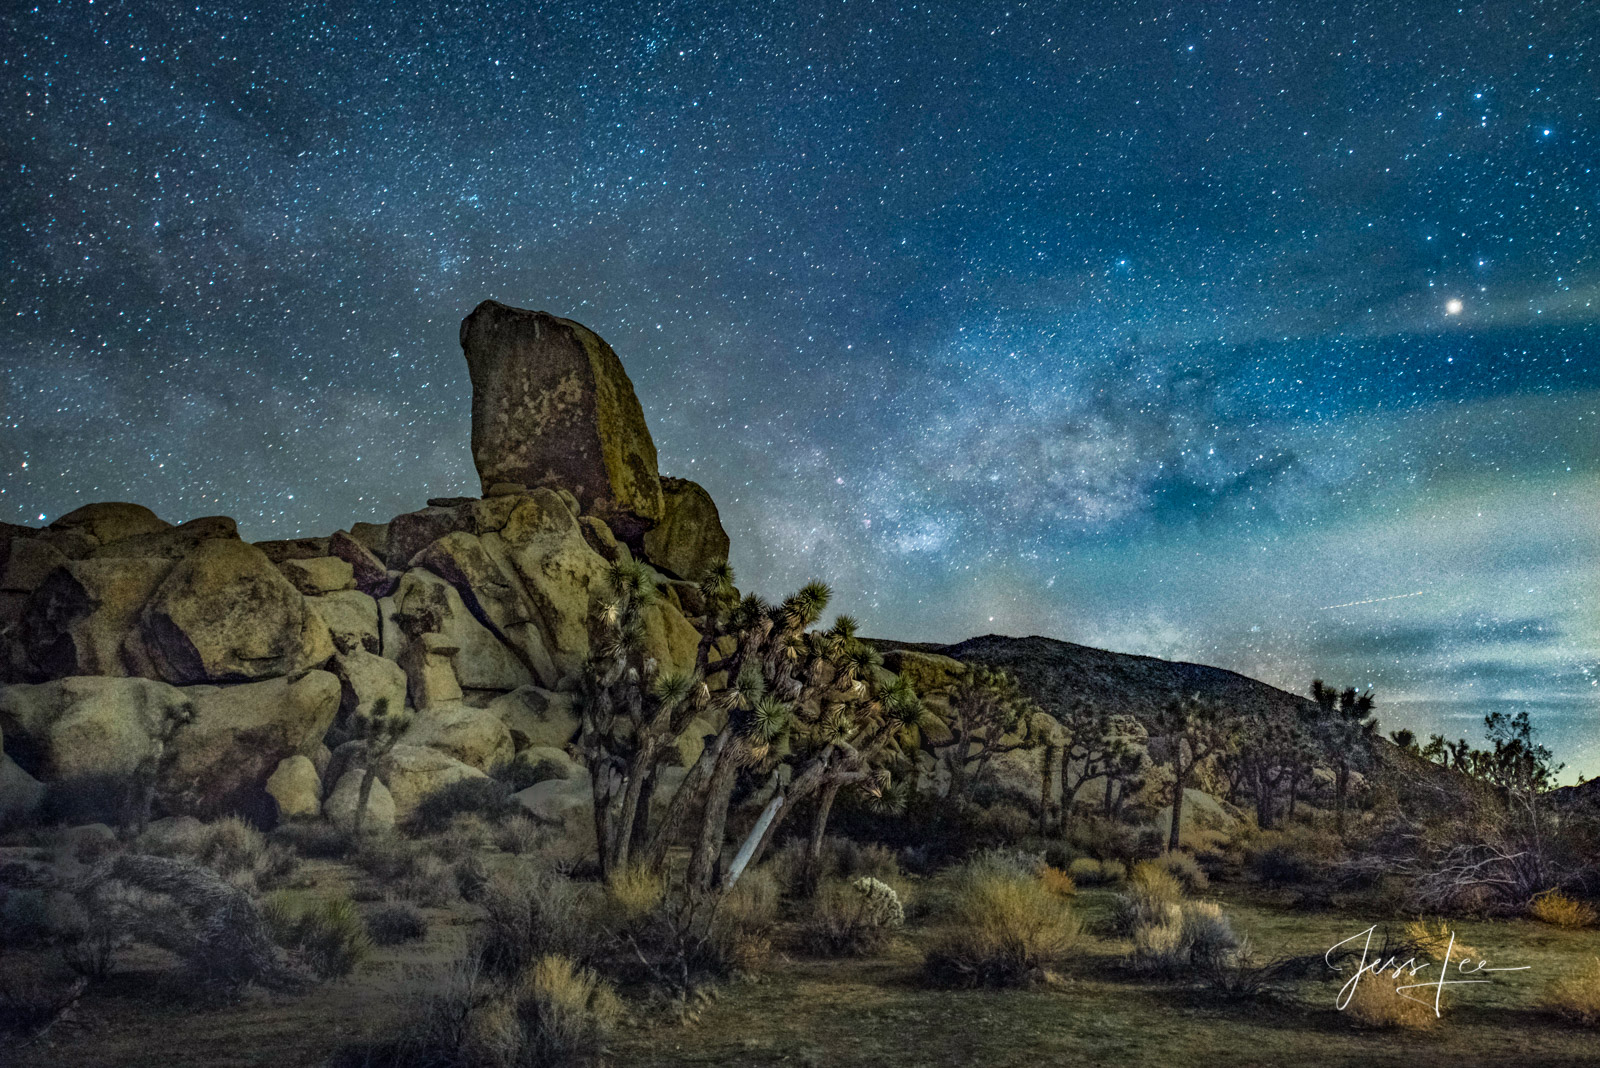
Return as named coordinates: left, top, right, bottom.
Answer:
left=1310, top=680, right=1378, bottom=835
left=1052, top=697, right=1146, bottom=828
left=928, top=667, right=1042, bottom=806
left=1229, top=707, right=1313, bottom=830
left=1389, top=728, right=1419, bottom=754
left=1152, top=694, right=1238, bottom=852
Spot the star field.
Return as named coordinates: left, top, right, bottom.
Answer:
left=2, top=1, right=1597, bottom=773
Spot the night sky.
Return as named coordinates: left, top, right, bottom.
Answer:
left=3, top=2, right=1597, bottom=775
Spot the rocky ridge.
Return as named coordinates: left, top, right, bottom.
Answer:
left=0, top=302, right=729, bottom=830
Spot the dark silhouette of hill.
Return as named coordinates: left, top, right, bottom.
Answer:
left=871, top=633, right=1315, bottom=723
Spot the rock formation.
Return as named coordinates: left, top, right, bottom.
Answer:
left=0, top=300, right=732, bottom=835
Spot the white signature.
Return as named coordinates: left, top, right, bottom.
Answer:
left=1326, top=925, right=1531, bottom=1017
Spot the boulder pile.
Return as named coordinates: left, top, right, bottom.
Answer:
left=0, top=302, right=730, bottom=831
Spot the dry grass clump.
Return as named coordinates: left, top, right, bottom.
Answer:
left=136, top=816, right=299, bottom=892
left=1342, top=972, right=1443, bottom=1030
left=1529, top=891, right=1598, bottom=930
left=1067, top=857, right=1123, bottom=886
left=368, top=902, right=429, bottom=946
left=1107, top=861, right=1184, bottom=937
left=1403, top=918, right=1479, bottom=964
left=1542, top=957, right=1600, bottom=1026
left=715, top=869, right=780, bottom=971
left=1245, top=826, right=1341, bottom=887
left=799, top=876, right=905, bottom=957
left=1127, top=900, right=1239, bottom=975
left=603, top=865, right=667, bottom=927
left=766, top=836, right=900, bottom=897
left=476, top=870, right=604, bottom=979
left=396, top=954, right=620, bottom=1068
left=1151, top=851, right=1209, bottom=892
left=1039, top=865, right=1077, bottom=898
left=494, top=815, right=543, bottom=856
left=262, top=892, right=371, bottom=980
left=923, top=863, right=1079, bottom=987
left=351, top=836, right=460, bottom=906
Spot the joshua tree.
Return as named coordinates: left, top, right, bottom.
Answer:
left=1152, top=694, right=1237, bottom=852
left=352, top=697, right=410, bottom=836
left=130, top=699, right=196, bottom=837
left=1228, top=708, right=1313, bottom=830
left=928, top=666, right=1041, bottom=806
left=1309, top=680, right=1377, bottom=835
left=577, top=558, right=707, bottom=879
left=1053, top=697, right=1146, bottom=829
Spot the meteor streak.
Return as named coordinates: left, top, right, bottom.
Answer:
left=1318, top=591, right=1426, bottom=610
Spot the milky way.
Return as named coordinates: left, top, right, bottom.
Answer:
left=3, top=2, right=1596, bottom=773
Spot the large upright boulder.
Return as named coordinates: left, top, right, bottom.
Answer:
left=460, top=301, right=664, bottom=547
left=642, top=477, right=730, bottom=583
left=15, top=558, right=172, bottom=679
left=137, top=539, right=334, bottom=684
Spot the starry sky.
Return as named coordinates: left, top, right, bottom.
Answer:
left=3, top=2, right=1597, bottom=776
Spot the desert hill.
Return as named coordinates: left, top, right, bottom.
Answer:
left=870, top=632, right=1315, bottom=726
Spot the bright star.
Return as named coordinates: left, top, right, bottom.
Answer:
left=1446, top=299, right=1464, bottom=315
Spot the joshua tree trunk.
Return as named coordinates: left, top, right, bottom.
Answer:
left=611, top=739, right=661, bottom=873
left=803, top=779, right=844, bottom=891
left=354, top=762, right=379, bottom=837
left=1038, top=744, right=1059, bottom=836
left=1167, top=757, right=1188, bottom=853
left=643, top=731, right=727, bottom=871
left=688, top=743, right=743, bottom=891
left=628, top=772, right=656, bottom=862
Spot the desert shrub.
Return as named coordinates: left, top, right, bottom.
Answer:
left=351, top=836, right=460, bottom=906
left=1403, top=918, right=1480, bottom=964
left=1530, top=892, right=1598, bottom=930
left=1107, top=862, right=1184, bottom=937
left=603, top=865, right=667, bottom=928
left=923, top=866, right=1079, bottom=987
left=0, top=889, right=52, bottom=948
left=431, top=814, right=497, bottom=862
left=1067, top=857, right=1106, bottom=885
left=1543, top=957, right=1600, bottom=1026
left=263, top=892, right=372, bottom=979
left=368, top=903, right=429, bottom=946
left=968, top=802, right=1033, bottom=845
left=799, top=877, right=905, bottom=957
left=711, top=869, right=781, bottom=973
left=455, top=856, right=490, bottom=903
left=1039, top=865, right=1077, bottom=898
left=1127, top=899, right=1239, bottom=975
left=1063, top=815, right=1158, bottom=864
left=1246, top=826, right=1343, bottom=888
left=495, top=815, right=542, bottom=856
left=476, top=870, right=605, bottom=978
left=407, top=777, right=517, bottom=836
left=77, top=854, right=303, bottom=991
left=135, top=817, right=299, bottom=892
left=766, top=836, right=900, bottom=897
left=400, top=855, right=461, bottom=907
left=1100, top=859, right=1127, bottom=883
left=1178, top=901, right=1239, bottom=970
left=272, top=821, right=353, bottom=859
left=1343, top=972, right=1442, bottom=1029
left=394, top=954, right=620, bottom=1068
left=1152, top=851, right=1209, bottom=893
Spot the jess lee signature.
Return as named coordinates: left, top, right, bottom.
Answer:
left=1326, top=925, right=1531, bottom=1016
